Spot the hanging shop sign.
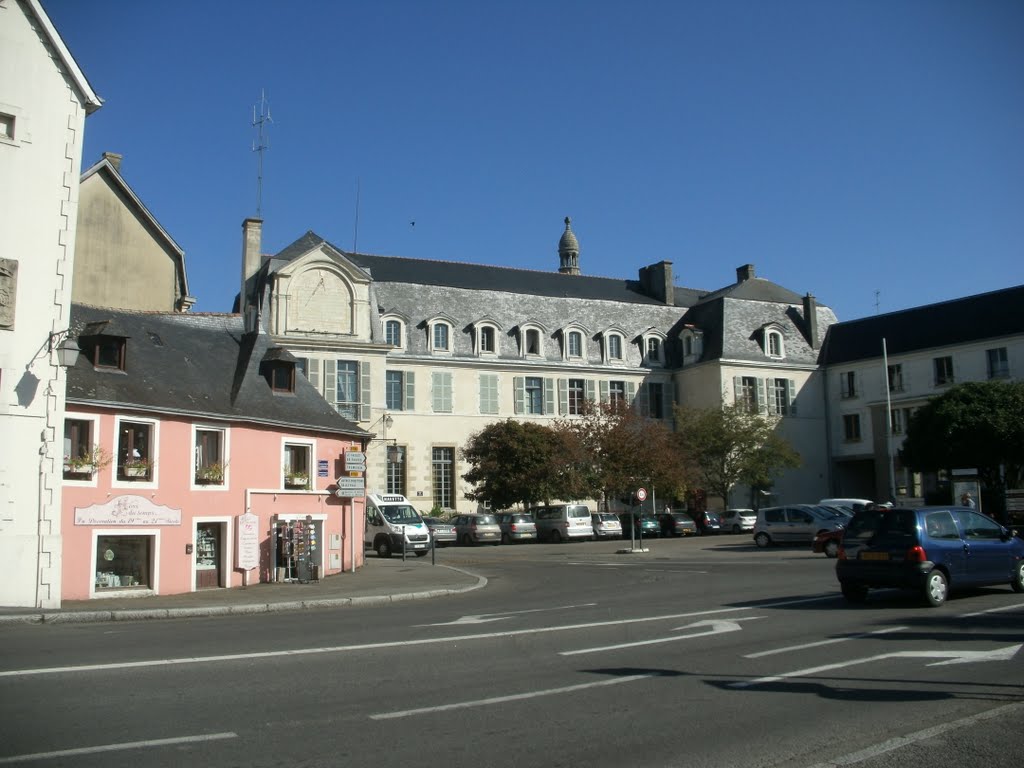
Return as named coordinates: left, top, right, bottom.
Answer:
left=74, top=495, right=181, bottom=526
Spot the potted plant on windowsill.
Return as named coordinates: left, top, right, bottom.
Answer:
left=63, top=445, right=111, bottom=476
left=284, top=471, right=309, bottom=489
left=196, top=462, right=226, bottom=484
left=122, top=457, right=153, bottom=478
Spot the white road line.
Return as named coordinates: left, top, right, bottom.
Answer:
left=562, top=617, right=763, bottom=656
left=960, top=602, right=1024, bottom=618
left=0, top=595, right=835, bottom=679
left=743, top=626, right=908, bottom=658
left=370, top=673, right=657, bottom=720
left=804, top=701, right=1024, bottom=768
left=0, top=732, right=237, bottom=764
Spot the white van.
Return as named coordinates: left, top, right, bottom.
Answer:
left=531, top=504, right=593, bottom=542
left=364, top=493, right=432, bottom=558
left=819, top=498, right=874, bottom=515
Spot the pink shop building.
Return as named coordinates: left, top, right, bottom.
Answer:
left=61, top=303, right=370, bottom=600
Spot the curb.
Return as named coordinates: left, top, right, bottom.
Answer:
left=0, top=567, right=487, bottom=625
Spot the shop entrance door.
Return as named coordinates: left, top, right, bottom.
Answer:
left=195, top=522, right=222, bottom=589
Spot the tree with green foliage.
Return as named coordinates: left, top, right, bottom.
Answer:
left=461, top=419, right=574, bottom=510
left=673, top=403, right=801, bottom=509
left=553, top=400, right=693, bottom=509
left=900, top=381, right=1024, bottom=512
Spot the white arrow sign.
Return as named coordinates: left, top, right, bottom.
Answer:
left=561, top=617, right=765, bottom=656
left=417, top=603, right=598, bottom=627
left=731, top=643, right=1022, bottom=688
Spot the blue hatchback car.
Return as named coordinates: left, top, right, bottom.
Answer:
left=836, top=506, right=1024, bottom=606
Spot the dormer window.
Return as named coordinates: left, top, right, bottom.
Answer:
left=603, top=332, right=624, bottom=363
left=642, top=332, right=666, bottom=366
left=681, top=328, right=703, bottom=364
left=385, top=319, right=403, bottom=347
left=526, top=329, right=540, bottom=355
left=432, top=322, right=450, bottom=352
left=79, top=334, right=127, bottom=371
left=763, top=327, right=785, bottom=359
left=480, top=326, right=496, bottom=354
left=262, top=347, right=298, bottom=394
left=567, top=331, right=582, bottom=358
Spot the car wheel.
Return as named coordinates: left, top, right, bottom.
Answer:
left=754, top=532, right=771, bottom=548
left=376, top=538, right=392, bottom=558
left=551, top=530, right=562, bottom=543
left=732, top=525, right=741, bottom=534
left=841, top=582, right=868, bottom=603
left=823, top=539, right=840, bottom=558
left=924, top=569, right=948, bottom=607
left=1012, top=561, right=1024, bottom=593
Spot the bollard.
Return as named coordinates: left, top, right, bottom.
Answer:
left=402, top=524, right=407, bottom=561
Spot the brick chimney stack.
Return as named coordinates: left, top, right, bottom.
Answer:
left=639, top=261, right=675, bottom=305
left=241, top=218, right=263, bottom=326
left=736, top=264, right=755, bottom=282
left=803, top=293, right=819, bottom=349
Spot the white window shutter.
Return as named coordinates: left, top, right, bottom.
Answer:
left=544, top=378, right=555, bottom=415
left=599, top=380, right=610, bottom=403
left=405, top=371, right=416, bottom=411
left=585, top=379, right=596, bottom=404
left=325, top=360, right=336, bottom=406
left=513, top=377, right=524, bottom=415
left=309, top=358, right=321, bottom=392
left=360, top=363, right=371, bottom=421
left=557, top=378, right=568, bottom=415
left=626, top=381, right=636, bottom=404
left=787, top=379, right=797, bottom=416
left=756, top=377, right=766, bottom=413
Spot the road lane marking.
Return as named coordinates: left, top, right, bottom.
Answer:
left=0, top=732, right=237, bottom=764
left=730, top=643, right=1022, bottom=688
left=960, top=602, right=1024, bottom=618
left=370, top=673, right=658, bottom=720
left=562, top=617, right=765, bottom=655
left=0, top=595, right=835, bottom=678
left=416, top=603, right=598, bottom=626
left=743, top=626, right=908, bottom=658
left=805, top=701, right=1024, bottom=768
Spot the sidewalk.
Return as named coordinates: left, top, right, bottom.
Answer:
left=0, top=559, right=485, bottom=625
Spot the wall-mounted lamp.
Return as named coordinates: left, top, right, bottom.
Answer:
left=48, top=329, right=80, bottom=368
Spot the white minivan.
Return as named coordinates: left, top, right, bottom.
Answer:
left=364, top=493, right=432, bottom=558
left=531, top=504, right=593, bottom=542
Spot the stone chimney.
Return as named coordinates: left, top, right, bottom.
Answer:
left=638, top=261, right=674, bottom=305
left=102, top=152, right=123, bottom=172
left=803, top=293, right=819, bottom=349
left=736, top=264, right=755, bottom=282
left=240, top=218, right=263, bottom=324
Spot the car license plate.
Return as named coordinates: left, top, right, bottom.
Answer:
left=860, top=551, right=890, bottom=561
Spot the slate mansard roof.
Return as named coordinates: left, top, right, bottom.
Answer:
left=269, top=231, right=834, bottom=368
left=65, top=303, right=368, bottom=437
left=821, top=284, right=1024, bottom=366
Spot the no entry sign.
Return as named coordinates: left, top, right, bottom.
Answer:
left=636, top=488, right=648, bottom=502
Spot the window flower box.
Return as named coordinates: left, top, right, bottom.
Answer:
left=284, top=473, right=309, bottom=489
left=196, top=462, right=225, bottom=484
left=122, top=459, right=153, bottom=478
left=63, top=445, right=110, bottom=477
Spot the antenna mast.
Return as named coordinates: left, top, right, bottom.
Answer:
left=252, top=89, right=272, bottom=219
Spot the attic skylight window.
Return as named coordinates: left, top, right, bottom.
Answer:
left=87, top=336, right=126, bottom=371
left=268, top=362, right=296, bottom=393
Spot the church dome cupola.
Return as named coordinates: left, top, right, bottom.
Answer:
left=558, top=216, right=581, bottom=275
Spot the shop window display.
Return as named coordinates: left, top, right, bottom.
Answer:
left=95, top=535, right=151, bottom=590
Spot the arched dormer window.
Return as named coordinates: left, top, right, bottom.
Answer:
left=763, top=326, right=785, bottom=359
left=567, top=330, right=583, bottom=358
left=427, top=315, right=455, bottom=354
left=384, top=318, right=403, bottom=348
left=639, top=330, right=666, bottom=367
left=559, top=324, right=589, bottom=361
left=681, top=327, right=703, bottom=364
left=518, top=323, right=546, bottom=358
left=472, top=319, right=502, bottom=356
left=602, top=329, right=625, bottom=363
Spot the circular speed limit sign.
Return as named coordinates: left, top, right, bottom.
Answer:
left=636, top=488, right=648, bottom=502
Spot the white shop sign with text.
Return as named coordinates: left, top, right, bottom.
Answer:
left=75, top=494, right=182, bottom=526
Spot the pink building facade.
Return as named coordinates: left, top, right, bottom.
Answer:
left=61, top=306, right=369, bottom=600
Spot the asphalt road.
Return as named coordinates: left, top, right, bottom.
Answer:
left=1, top=534, right=1022, bottom=767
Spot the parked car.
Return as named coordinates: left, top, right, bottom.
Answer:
left=813, top=528, right=842, bottom=558
left=753, top=504, right=845, bottom=548
left=494, top=512, right=537, bottom=544
left=449, top=513, right=502, bottom=546
left=422, top=516, right=457, bottom=547
left=620, top=512, right=661, bottom=538
left=836, top=505, right=1024, bottom=606
left=591, top=512, right=623, bottom=539
left=819, top=498, right=874, bottom=514
left=692, top=510, right=723, bottom=535
left=720, top=509, right=756, bottom=534
left=658, top=511, right=697, bottom=537
left=532, top=504, right=593, bottom=542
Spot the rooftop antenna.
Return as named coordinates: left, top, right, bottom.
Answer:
left=874, top=289, right=881, bottom=314
left=252, top=89, right=272, bottom=219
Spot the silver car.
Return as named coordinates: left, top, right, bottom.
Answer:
left=720, top=508, right=756, bottom=534
left=591, top=512, right=623, bottom=539
left=494, top=512, right=537, bottom=544
left=422, top=516, right=457, bottom=547
left=753, top=504, right=845, bottom=548
left=450, top=513, right=501, bottom=546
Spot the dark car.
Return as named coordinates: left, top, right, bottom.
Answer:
left=692, top=510, right=723, bottom=535
left=836, top=506, right=1024, bottom=606
left=494, top=512, right=537, bottom=544
left=658, top=512, right=697, bottom=537
left=619, top=512, right=660, bottom=539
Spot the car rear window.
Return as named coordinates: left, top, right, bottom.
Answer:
left=511, top=514, right=532, bottom=523
left=475, top=515, right=497, bottom=525
left=568, top=505, right=590, bottom=519
left=844, top=509, right=917, bottom=543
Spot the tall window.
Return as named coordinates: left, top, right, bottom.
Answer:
left=684, top=336, right=693, bottom=357
left=386, top=371, right=404, bottom=411
left=63, top=417, right=98, bottom=478
left=117, top=420, right=153, bottom=481
left=432, top=371, right=453, bottom=413
left=646, top=337, right=662, bottom=364
left=432, top=447, right=455, bottom=510
left=843, top=414, right=861, bottom=442
left=480, top=326, right=496, bottom=354
left=766, top=330, right=784, bottom=358
left=283, top=443, right=311, bottom=488
left=987, top=347, right=1009, bottom=379
left=433, top=323, right=449, bottom=351
left=607, top=334, right=622, bottom=361
left=736, top=376, right=759, bottom=412
left=608, top=380, right=626, bottom=409
left=525, top=329, right=541, bottom=356
left=479, top=374, right=499, bottom=415
left=567, top=331, right=583, bottom=358
left=890, top=408, right=909, bottom=435
left=525, top=377, right=544, bottom=415
left=568, top=378, right=586, bottom=415
left=194, top=428, right=225, bottom=485
left=933, top=356, right=954, bottom=386
left=336, top=360, right=359, bottom=420
left=386, top=446, right=406, bottom=495
left=385, top=320, right=402, bottom=347
left=646, top=382, right=664, bottom=419
left=840, top=371, right=856, bottom=399
left=887, top=363, right=904, bottom=392
left=767, top=378, right=791, bottom=416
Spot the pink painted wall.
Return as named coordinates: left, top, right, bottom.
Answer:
left=62, top=407, right=367, bottom=600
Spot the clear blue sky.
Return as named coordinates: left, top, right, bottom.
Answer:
left=45, top=0, right=1024, bottom=321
